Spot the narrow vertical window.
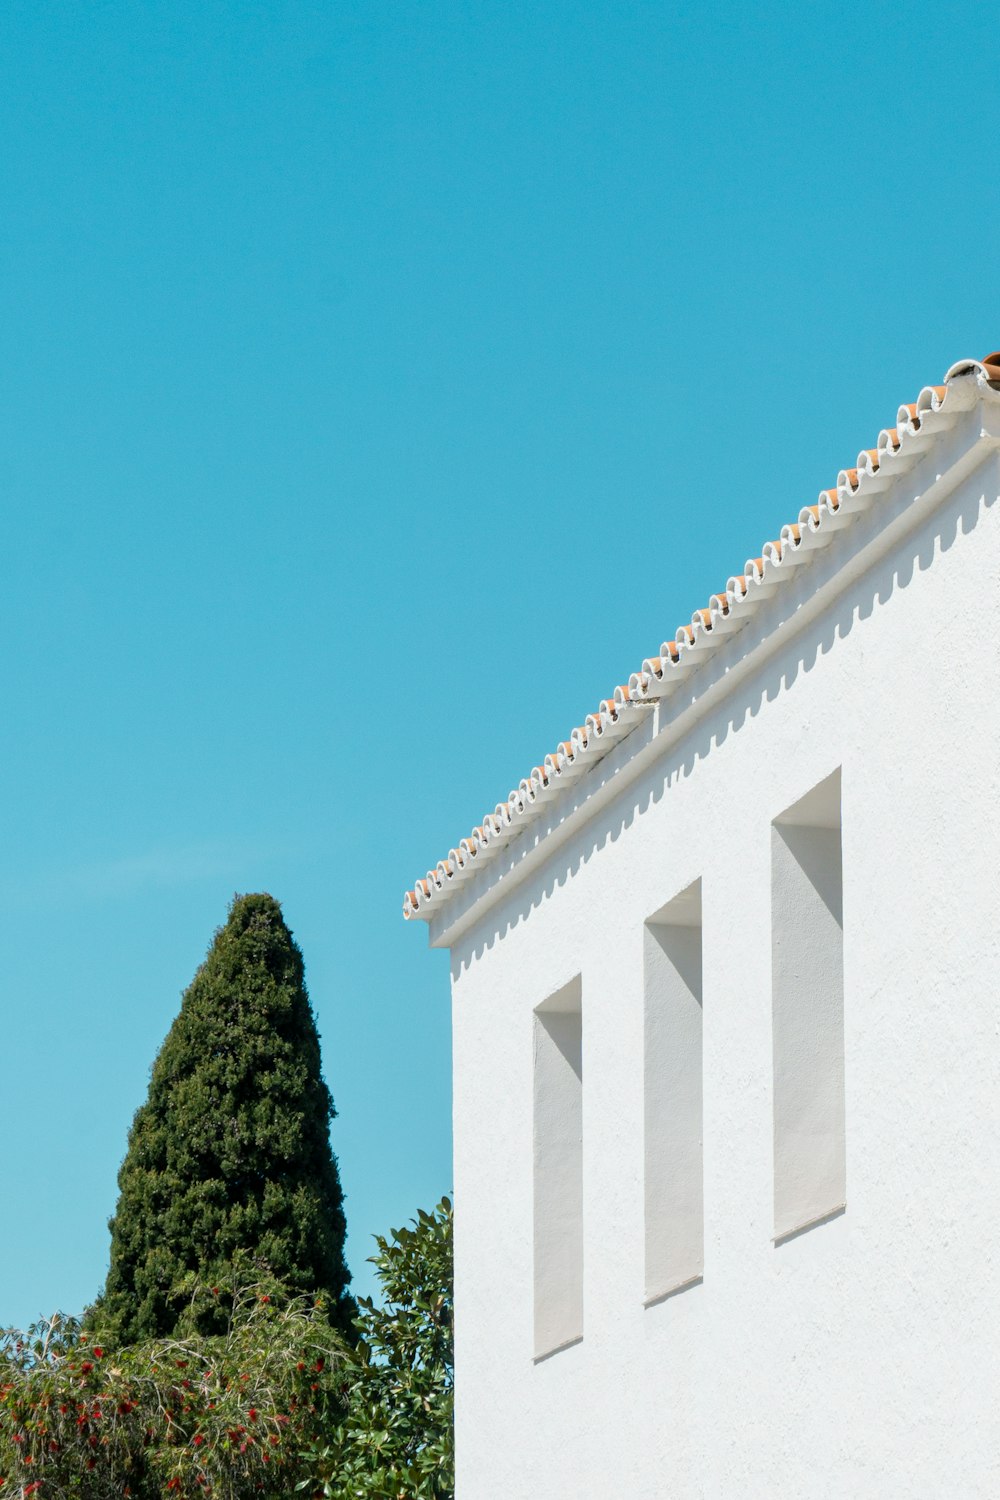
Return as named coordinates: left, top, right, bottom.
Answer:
left=533, top=977, right=583, bottom=1358
left=644, top=880, right=703, bottom=1302
left=772, top=769, right=845, bottom=1242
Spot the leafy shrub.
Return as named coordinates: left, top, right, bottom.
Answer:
left=315, top=1197, right=453, bottom=1500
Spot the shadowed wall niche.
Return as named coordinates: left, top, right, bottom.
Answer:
left=772, top=769, right=845, bottom=1243
left=533, top=976, right=583, bottom=1358
left=644, top=879, right=704, bottom=1304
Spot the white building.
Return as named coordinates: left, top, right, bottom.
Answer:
left=404, top=352, right=1000, bottom=1498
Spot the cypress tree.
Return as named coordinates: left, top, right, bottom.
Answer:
left=93, top=893, right=351, bottom=1344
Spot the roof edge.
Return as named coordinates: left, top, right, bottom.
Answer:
left=403, top=353, right=1000, bottom=924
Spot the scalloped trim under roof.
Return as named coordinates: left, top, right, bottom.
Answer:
left=403, top=352, right=1000, bottom=922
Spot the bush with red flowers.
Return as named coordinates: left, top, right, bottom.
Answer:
left=0, top=1271, right=347, bottom=1500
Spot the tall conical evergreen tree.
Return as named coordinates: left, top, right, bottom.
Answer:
left=93, top=893, right=351, bottom=1344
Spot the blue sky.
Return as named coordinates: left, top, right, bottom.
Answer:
left=0, top=0, right=995, bottom=1326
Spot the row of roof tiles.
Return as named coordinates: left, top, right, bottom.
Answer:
left=404, top=353, right=1000, bottom=922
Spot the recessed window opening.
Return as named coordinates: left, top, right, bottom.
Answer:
left=533, top=977, right=583, bottom=1359
left=771, top=769, right=845, bottom=1243
left=644, top=879, right=703, bottom=1305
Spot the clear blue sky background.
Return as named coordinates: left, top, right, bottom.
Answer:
left=1, top=0, right=995, bottom=1327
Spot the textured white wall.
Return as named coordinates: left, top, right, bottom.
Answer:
left=447, top=438, right=1000, bottom=1497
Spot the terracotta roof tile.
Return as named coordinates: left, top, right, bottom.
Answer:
left=403, top=354, right=1000, bottom=921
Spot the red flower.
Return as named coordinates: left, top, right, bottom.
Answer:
left=93, top=1347, right=104, bottom=1359
left=193, top=1433, right=205, bottom=1446
left=314, top=1357, right=324, bottom=1373
left=260, top=1294, right=270, bottom=1304
left=248, top=1408, right=258, bottom=1422
left=80, top=1362, right=93, bottom=1375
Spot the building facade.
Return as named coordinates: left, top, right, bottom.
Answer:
left=405, top=354, right=1000, bottom=1497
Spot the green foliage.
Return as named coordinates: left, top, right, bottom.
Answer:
left=0, top=1202, right=454, bottom=1499
left=3, top=884, right=451, bottom=1494
left=92, top=894, right=351, bottom=1345
left=0, top=1271, right=348, bottom=1499
left=315, top=1197, right=454, bottom=1500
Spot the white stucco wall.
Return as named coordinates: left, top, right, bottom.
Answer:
left=441, top=413, right=1000, bottom=1496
